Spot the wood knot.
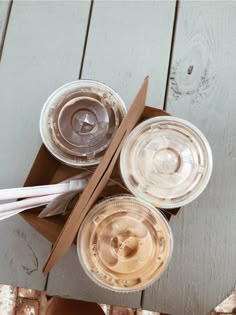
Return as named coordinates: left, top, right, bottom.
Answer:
left=187, top=65, right=193, bottom=75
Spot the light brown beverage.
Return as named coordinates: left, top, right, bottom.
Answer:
left=77, top=195, right=173, bottom=292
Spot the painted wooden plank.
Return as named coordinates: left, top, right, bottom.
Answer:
left=0, top=0, right=11, bottom=60
left=45, top=1, right=176, bottom=307
left=143, top=2, right=236, bottom=314
left=0, top=1, right=90, bottom=291
left=82, top=0, right=176, bottom=109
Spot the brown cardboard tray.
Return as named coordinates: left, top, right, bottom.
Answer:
left=20, top=106, right=179, bottom=246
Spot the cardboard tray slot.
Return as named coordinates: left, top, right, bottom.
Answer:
left=20, top=106, right=180, bottom=245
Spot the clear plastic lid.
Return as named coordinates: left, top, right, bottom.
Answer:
left=77, top=195, right=173, bottom=292
left=40, top=80, right=126, bottom=167
left=120, top=116, right=213, bottom=209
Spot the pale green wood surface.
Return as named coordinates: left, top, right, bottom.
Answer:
left=1, top=1, right=234, bottom=314
left=0, top=0, right=90, bottom=291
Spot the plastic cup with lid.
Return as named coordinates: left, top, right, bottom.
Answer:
left=40, top=80, right=126, bottom=167
left=120, top=116, right=213, bottom=209
left=77, top=195, right=173, bottom=292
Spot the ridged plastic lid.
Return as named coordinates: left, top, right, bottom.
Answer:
left=77, top=195, right=173, bottom=292
left=120, top=116, right=213, bottom=209
left=40, top=80, right=126, bottom=167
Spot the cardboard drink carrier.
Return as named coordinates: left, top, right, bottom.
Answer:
left=20, top=77, right=180, bottom=274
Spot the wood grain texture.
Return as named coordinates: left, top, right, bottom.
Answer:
left=0, top=1, right=90, bottom=290
left=143, top=2, right=236, bottom=314
left=0, top=0, right=11, bottom=61
left=82, top=0, right=176, bottom=108
left=0, top=215, right=50, bottom=290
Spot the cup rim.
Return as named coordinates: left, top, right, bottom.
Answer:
left=39, top=79, right=127, bottom=167
left=120, top=116, right=213, bottom=209
left=76, top=194, right=174, bottom=293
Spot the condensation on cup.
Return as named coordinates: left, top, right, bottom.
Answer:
left=40, top=80, right=126, bottom=167
left=120, top=116, right=213, bottom=209
left=77, top=195, right=173, bottom=292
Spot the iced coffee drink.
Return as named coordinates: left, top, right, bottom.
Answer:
left=77, top=195, right=173, bottom=292
left=40, top=80, right=126, bottom=167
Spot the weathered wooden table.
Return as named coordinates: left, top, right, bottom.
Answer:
left=0, top=1, right=235, bottom=314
